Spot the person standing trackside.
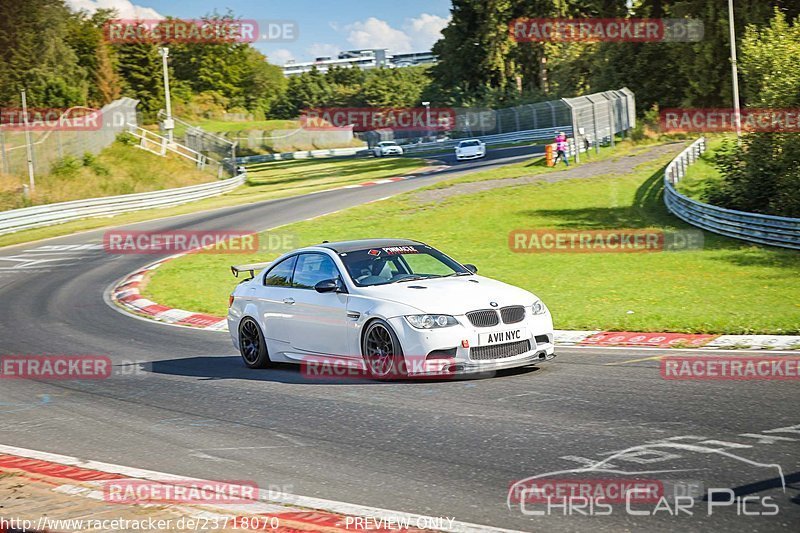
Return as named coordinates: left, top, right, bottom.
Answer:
left=553, top=132, right=569, bottom=167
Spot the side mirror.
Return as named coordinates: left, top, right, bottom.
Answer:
left=315, top=278, right=343, bottom=293
left=464, top=264, right=478, bottom=274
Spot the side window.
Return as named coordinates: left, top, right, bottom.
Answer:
left=263, top=255, right=297, bottom=287
left=293, top=253, right=341, bottom=290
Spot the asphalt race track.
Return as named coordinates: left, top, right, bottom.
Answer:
left=0, top=145, right=797, bottom=532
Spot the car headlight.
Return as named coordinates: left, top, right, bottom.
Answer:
left=531, top=300, right=547, bottom=315
left=405, top=314, right=458, bottom=329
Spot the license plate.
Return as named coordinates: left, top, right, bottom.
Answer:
left=478, top=328, right=528, bottom=346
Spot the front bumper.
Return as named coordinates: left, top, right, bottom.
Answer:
left=387, top=315, right=555, bottom=376
left=444, top=350, right=556, bottom=375
left=456, top=151, right=485, bottom=160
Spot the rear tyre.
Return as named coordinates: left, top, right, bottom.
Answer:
left=238, top=317, right=271, bottom=369
left=362, top=319, right=406, bottom=380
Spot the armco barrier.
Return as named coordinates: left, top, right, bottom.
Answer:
left=236, top=126, right=575, bottom=166
left=401, top=126, right=574, bottom=155
left=664, top=137, right=800, bottom=250
left=236, top=146, right=370, bottom=164
left=0, top=173, right=245, bottom=236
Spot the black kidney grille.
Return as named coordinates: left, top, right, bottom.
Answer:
left=500, top=305, right=525, bottom=324
left=466, top=309, right=500, bottom=327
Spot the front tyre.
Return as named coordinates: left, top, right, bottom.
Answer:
left=362, top=319, right=406, bottom=380
left=238, top=317, right=272, bottom=369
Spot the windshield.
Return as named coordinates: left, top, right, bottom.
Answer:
left=460, top=140, right=481, bottom=147
left=339, top=245, right=470, bottom=286
left=379, top=141, right=398, bottom=146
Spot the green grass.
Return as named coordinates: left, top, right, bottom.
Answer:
left=0, top=140, right=216, bottom=212
left=245, top=156, right=424, bottom=191
left=675, top=137, right=728, bottom=201
left=143, top=143, right=800, bottom=334
left=427, top=139, right=654, bottom=189
left=0, top=155, right=427, bottom=249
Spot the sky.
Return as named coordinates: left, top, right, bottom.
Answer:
left=66, top=0, right=454, bottom=65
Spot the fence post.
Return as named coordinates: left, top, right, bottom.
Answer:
left=0, top=130, right=7, bottom=174
left=607, top=100, right=615, bottom=147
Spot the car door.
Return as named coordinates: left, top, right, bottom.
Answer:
left=254, top=255, right=298, bottom=346
left=285, top=252, right=350, bottom=357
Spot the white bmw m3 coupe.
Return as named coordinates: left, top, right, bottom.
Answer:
left=228, top=239, right=555, bottom=378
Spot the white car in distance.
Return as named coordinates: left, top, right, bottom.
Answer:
left=373, top=141, right=404, bottom=157
left=228, top=239, right=555, bottom=379
left=455, top=139, right=486, bottom=160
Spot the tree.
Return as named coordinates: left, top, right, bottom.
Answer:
left=241, top=48, right=287, bottom=114
left=429, top=0, right=521, bottom=105
left=0, top=0, right=89, bottom=107
left=65, top=8, right=122, bottom=106
left=706, top=10, right=800, bottom=217
left=270, top=68, right=334, bottom=118
left=114, top=29, right=164, bottom=118
left=362, top=66, right=431, bottom=107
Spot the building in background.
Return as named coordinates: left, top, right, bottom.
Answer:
left=282, top=49, right=436, bottom=77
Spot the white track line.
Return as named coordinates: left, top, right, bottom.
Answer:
left=0, top=443, right=523, bottom=533
left=563, top=345, right=800, bottom=355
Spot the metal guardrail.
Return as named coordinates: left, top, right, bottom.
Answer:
left=236, top=126, right=576, bottom=165
left=664, top=137, right=800, bottom=250
left=236, top=146, right=369, bottom=165
left=0, top=173, right=246, bottom=236
left=400, top=126, right=574, bottom=155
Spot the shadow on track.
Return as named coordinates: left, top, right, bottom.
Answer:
left=145, top=355, right=541, bottom=385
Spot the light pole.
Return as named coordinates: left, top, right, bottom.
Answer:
left=728, top=0, right=742, bottom=143
left=21, top=89, right=35, bottom=195
left=160, top=47, right=174, bottom=143
left=422, top=101, right=431, bottom=141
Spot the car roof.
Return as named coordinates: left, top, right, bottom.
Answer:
left=459, top=139, right=481, bottom=143
left=315, top=238, right=425, bottom=253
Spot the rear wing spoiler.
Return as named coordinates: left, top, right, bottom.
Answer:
left=230, top=261, right=272, bottom=280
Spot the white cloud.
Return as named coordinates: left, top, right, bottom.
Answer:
left=66, top=0, right=163, bottom=19
left=403, top=13, right=449, bottom=51
left=346, top=17, right=413, bottom=53
left=307, top=43, right=341, bottom=59
left=284, top=13, right=450, bottom=63
left=344, top=14, right=449, bottom=54
left=268, top=48, right=295, bottom=66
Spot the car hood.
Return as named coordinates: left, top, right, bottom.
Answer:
left=358, top=275, right=536, bottom=315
